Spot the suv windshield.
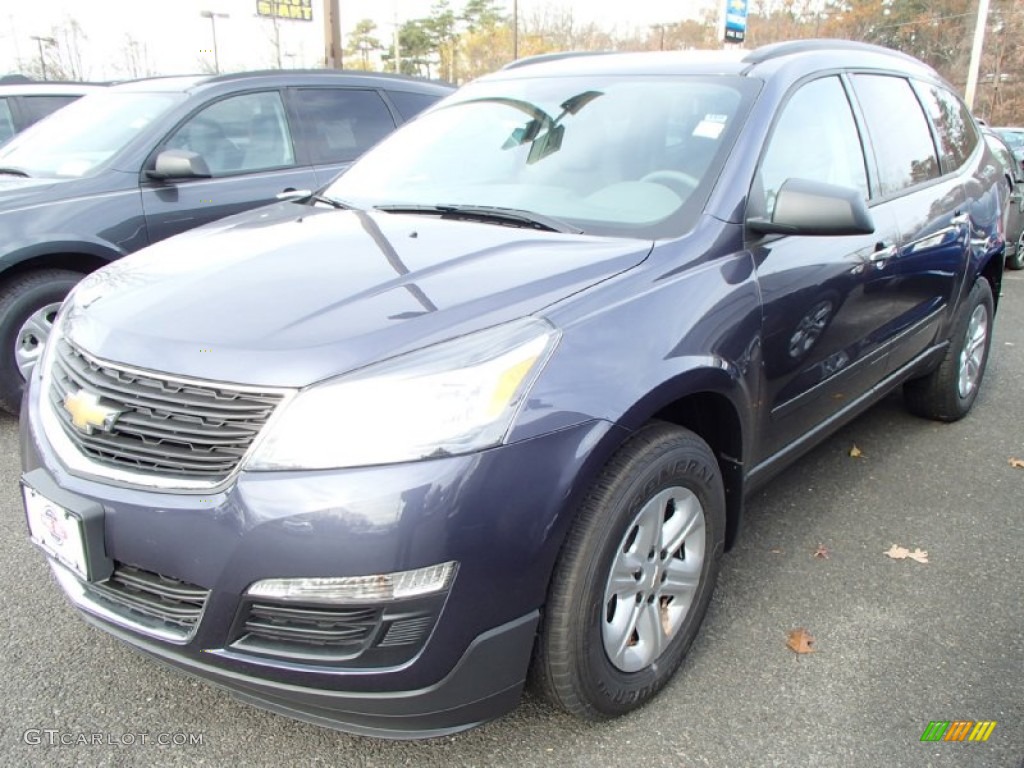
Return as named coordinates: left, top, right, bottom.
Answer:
left=326, top=75, right=757, bottom=238
left=0, top=90, right=185, bottom=178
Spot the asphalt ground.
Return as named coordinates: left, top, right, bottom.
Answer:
left=1, top=274, right=1021, bottom=768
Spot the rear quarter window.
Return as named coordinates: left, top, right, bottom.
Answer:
left=386, top=90, right=442, bottom=121
left=915, top=82, right=979, bottom=174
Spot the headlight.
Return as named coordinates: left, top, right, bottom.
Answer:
left=246, top=317, right=559, bottom=470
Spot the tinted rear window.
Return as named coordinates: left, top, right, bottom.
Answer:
left=387, top=90, right=442, bottom=121
left=915, top=83, right=978, bottom=174
left=19, top=94, right=80, bottom=126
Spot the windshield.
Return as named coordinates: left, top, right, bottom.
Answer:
left=0, top=90, right=185, bottom=178
left=996, top=129, right=1024, bottom=151
left=326, top=75, right=757, bottom=238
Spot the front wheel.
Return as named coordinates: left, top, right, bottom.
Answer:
left=532, top=422, right=725, bottom=720
left=904, top=277, right=994, bottom=422
left=0, top=270, right=83, bottom=415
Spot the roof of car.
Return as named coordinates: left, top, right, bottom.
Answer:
left=491, top=39, right=939, bottom=81
left=0, top=82, right=104, bottom=97
left=109, top=70, right=452, bottom=95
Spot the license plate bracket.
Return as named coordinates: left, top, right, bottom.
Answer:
left=22, top=468, right=113, bottom=582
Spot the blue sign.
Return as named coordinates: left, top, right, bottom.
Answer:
left=724, top=0, right=749, bottom=43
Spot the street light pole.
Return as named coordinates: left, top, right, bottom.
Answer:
left=30, top=35, right=55, bottom=80
left=200, top=10, right=229, bottom=74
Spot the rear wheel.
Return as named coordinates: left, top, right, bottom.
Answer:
left=532, top=422, right=725, bottom=719
left=0, top=270, right=82, bottom=415
left=1009, top=231, right=1024, bottom=270
left=904, top=277, right=994, bottom=422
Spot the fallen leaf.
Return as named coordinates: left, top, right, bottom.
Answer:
left=885, top=544, right=910, bottom=560
left=1009, top=457, right=1024, bottom=469
left=849, top=444, right=863, bottom=458
left=787, top=628, right=816, bottom=654
left=813, top=543, right=830, bottom=559
left=907, top=548, right=929, bottom=563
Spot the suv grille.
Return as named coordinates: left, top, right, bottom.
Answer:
left=82, top=564, right=209, bottom=641
left=48, top=340, right=284, bottom=483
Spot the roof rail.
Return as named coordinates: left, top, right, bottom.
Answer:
left=501, top=51, right=611, bottom=71
left=742, top=38, right=931, bottom=70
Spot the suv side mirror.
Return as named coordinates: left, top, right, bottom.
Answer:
left=146, top=149, right=212, bottom=181
left=748, top=178, right=874, bottom=237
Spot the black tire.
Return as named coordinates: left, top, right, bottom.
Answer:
left=1009, top=232, right=1024, bottom=271
left=0, top=270, right=82, bottom=415
left=904, top=278, right=994, bottom=422
left=532, top=422, right=725, bottom=720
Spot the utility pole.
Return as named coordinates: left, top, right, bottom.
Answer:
left=323, top=0, right=342, bottom=69
left=513, top=0, right=518, bottom=60
left=393, top=1, right=401, bottom=74
left=964, top=0, right=991, bottom=109
left=200, top=10, right=229, bottom=74
left=30, top=35, right=55, bottom=80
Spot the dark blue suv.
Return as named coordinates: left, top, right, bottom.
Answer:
left=20, top=41, right=1004, bottom=738
left=0, top=70, right=451, bottom=413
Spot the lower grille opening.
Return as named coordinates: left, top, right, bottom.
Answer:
left=229, top=596, right=443, bottom=667
left=82, top=564, right=209, bottom=641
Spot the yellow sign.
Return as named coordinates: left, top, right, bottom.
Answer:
left=256, top=0, right=313, bottom=22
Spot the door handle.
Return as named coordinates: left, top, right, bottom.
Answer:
left=276, top=188, right=311, bottom=200
left=869, top=243, right=898, bottom=264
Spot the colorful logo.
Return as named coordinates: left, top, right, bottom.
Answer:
left=920, top=721, right=997, bottom=742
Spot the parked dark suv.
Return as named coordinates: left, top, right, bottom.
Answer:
left=20, top=41, right=1004, bottom=738
left=0, top=70, right=452, bottom=413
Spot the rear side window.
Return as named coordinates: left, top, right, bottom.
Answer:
left=0, top=99, right=13, bottom=143
left=915, top=83, right=979, bottom=173
left=851, top=74, right=940, bottom=196
left=291, top=88, right=396, bottom=164
left=757, top=76, right=868, bottom=217
left=19, top=95, right=79, bottom=127
left=386, top=90, right=441, bottom=121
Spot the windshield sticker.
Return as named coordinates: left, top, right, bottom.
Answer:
left=693, top=119, right=726, bottom=139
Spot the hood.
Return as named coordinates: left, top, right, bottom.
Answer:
left=0, top=174, right=66, bottom=206
left=64, top=202, right=652, bottom=387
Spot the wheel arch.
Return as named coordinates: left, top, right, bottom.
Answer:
left=582, top=365, right=752, bottom=552
left=0, top=241, right=121, bottom=287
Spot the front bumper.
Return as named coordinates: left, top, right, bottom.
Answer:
left=21, top=372, right=617, bottom=737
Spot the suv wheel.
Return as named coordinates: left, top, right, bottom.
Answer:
left=904, top=277, right=994, bottom=422
left=532, top=422, right=725, bottom=719
left=0, top=270, right=82, bottom=414
left=1010, top=231, right=1024, bottom=270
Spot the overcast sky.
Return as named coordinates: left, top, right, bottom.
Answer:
left=0, top=0, right=721, bottom=79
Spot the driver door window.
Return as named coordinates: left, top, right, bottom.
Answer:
left=165, top=91, right=295, bottom=176
left=757, top=76, right=869, bottom=217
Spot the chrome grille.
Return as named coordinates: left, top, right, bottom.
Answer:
left=82, top=564, right=209, bottom=641
left=48, top=339, right=284, bottom=482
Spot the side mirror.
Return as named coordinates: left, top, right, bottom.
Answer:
left=146, top=149, right=212, bottom=181
left=748, top=178, right=874, bottom=237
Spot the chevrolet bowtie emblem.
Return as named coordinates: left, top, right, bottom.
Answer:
left=63, top=389, right=121, bottom=434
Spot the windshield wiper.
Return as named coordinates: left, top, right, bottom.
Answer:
left=0, top=166, right=30, bottom=177
left=375, top=203, right=582, bottom=234
left=275, top=189, right=355, bottom=209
